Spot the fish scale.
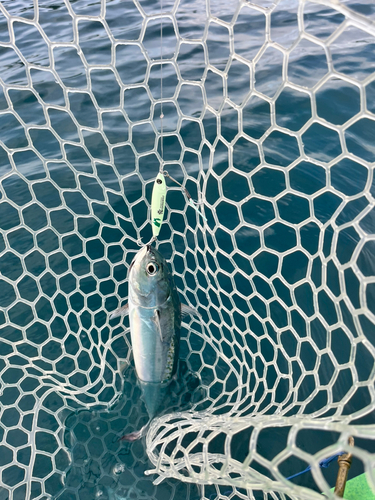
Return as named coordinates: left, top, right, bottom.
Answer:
left=129, top=304, right=177, bottom=383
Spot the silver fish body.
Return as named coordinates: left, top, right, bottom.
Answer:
left=112, top=245, right=181, bottom=420
left=128, top=245, right=181, bottom=385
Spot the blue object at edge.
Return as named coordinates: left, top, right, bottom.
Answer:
left=208, top=453, right=345, bottom=499
left=286, top=452, right=345, bottom=481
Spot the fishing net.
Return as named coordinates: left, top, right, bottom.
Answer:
left=0, top=0, right=374, bottom=498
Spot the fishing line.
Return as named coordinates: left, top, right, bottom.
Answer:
left=160, top=0, right=164, bottom=169
left=148, top=0, right=206, bottom=246
left=149, top=0, right=166, bottom=243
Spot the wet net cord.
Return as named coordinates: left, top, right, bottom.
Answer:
left=0, top=1, right=374, bottom=499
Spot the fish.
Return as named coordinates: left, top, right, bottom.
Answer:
left=110, top=244, right=199, bottom=440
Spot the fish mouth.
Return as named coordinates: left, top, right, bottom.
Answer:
left=137, top=245, right=149, bottom=258
left=135, top=244, right=155, bottom=265
left=146, top=244, right=157, bottom=259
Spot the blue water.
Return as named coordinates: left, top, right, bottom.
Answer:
left=0, top=0, right=375, bottom=499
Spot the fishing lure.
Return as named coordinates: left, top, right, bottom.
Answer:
left=150, top=172, right=167, bottom=238
left=150, top=170, right=206, bottom=240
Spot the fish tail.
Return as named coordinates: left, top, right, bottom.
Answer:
left=119, top=422, right=150, bottom=442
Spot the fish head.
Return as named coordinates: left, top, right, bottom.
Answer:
left=128, top=245, right=171, bottom=306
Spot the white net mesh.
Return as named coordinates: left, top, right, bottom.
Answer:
left=0, top=0, right=375, bottom=499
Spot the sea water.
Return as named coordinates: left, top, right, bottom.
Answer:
left=0, top=0, right=375, bottom=499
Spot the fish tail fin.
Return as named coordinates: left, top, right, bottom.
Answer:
left=110, top=303, right=129, bottom=319
left=119, top=422, right=149, bottom=442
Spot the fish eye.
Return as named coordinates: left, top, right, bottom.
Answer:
left=146, top=262, right=159, bottom=276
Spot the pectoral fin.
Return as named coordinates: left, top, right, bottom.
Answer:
left=110, top=303, right=129, bottom=319
left=181, top=303, right=201, bottom=318
left=151, top=309, right=164, bottom=342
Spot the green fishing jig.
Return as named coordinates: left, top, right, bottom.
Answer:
left=151, top=172, right=167, bottom=238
